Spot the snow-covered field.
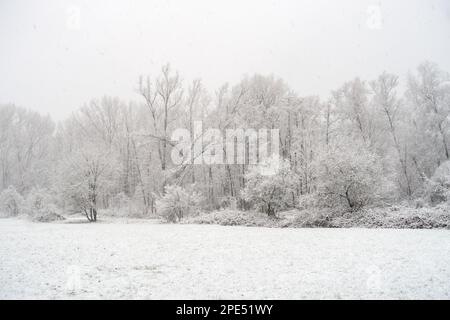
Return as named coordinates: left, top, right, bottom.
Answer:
left=1, top=218, right=449, bottom=299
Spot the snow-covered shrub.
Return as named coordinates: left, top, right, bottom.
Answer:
left=423, top=161, right=450, bottom=206
left=316, top=145, right=388, bottom=212
left=184, top=183, right=210, bottom=210
left=242, top=156, right=297, bottom=216
left=331, top=205, right=450, bottom=229
left=288, top=209, right=333, bottom=228
left=0, top=186, right=24, bottom=217
left=156, top=185, right=203, bottom=222
left=25, top=188, right=65, bottom=222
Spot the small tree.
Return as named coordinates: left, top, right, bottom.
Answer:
left=60, top=145, right=117, bottom=222
left=0, top=186, right=24, bottom=217
left=242, top=156, right=297, bottom=216
left=155, top=185, right=203, bottom=222
left=316, top=144, right=386, bottom=211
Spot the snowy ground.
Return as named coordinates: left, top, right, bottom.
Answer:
left=1, top=218, right=449, bottom=299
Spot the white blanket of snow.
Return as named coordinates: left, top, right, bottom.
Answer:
left=1, top=218, right=449, bottom=299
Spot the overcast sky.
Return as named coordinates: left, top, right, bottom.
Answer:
left=1, top=0, right=449, bottom=120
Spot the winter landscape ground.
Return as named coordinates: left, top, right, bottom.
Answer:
left=1, top=218, right=449, bottom=300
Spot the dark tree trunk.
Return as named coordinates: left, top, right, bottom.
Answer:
left=267, top=204, right=276, bottom=217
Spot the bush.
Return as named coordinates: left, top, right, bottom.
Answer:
left=288, top=209, right=334, bottom=228
left=423, top=161, right=450, bottom=206
left=242, top=155, right=297, bottom=216
left=25, top=188, right=65, bottom=222
left=156, top=185, right=203, bottom=222
left=0, top=186, right=24, bottom=217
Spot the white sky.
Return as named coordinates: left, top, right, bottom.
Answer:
left=1, top=0, right=449, bottom=120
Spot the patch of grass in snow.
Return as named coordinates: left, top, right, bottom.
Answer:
left=183, top=209, right=285, bottom=227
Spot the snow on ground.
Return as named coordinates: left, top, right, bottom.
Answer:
left=0, top=218, right=449, bottom=299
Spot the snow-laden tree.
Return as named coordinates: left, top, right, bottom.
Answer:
left=138, top=63, right=184, bottom=186
left=0, top=104, right=55, bottom=193
left=289, top=96, right=322, bottom=195
left=59, top=143, right=118, bottom=222
left=23, top=187, right=63, bottom=222
left=407, top=62, right=450, bottom=178
left=316, top=143, right=388, bottom=212
left=242, top=155, right=297, bottom=216
left=0, top=185, right=24, bottom=217
left=370, top=72, right=414, bottom=197
left=333, top=78, right=375, bottom=145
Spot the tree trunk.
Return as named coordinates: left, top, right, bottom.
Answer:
left=267, top=204, right=276, bottom=217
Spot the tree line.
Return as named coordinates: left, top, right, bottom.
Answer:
left=0, top=61, right=449, bottom=221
